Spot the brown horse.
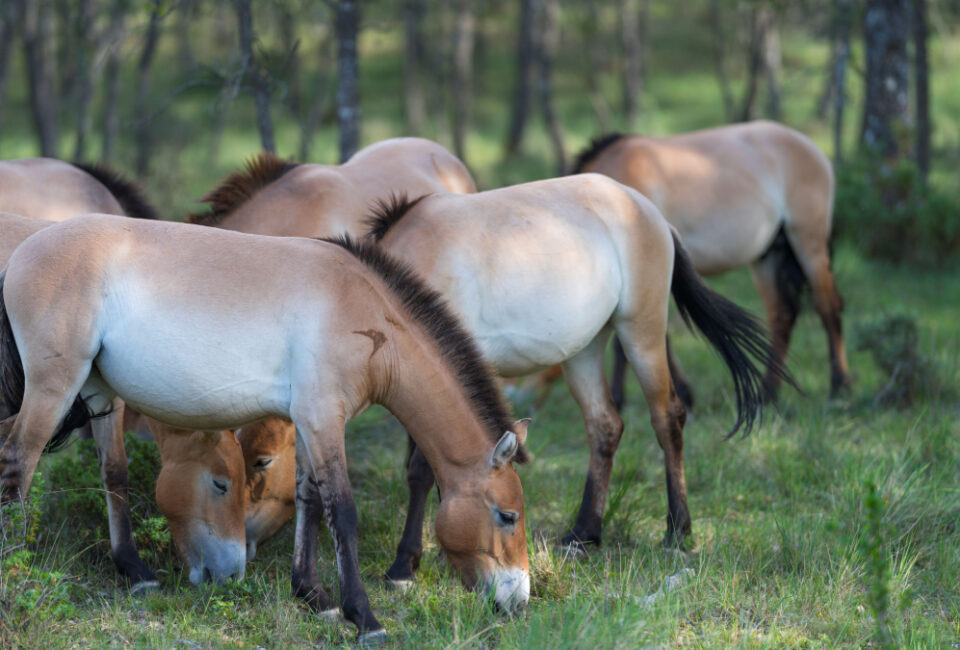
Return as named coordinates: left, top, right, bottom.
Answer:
left=0, top=157, right=157, bottom=221
left=0, top=212, right=245, bottom=588
left=229, top=175, right=791, bottom=587
left=189, top=137, right=475, bottom=237
left=573, top=121, right=849, bottom=407
left=0, top=215, right=530, bottom=640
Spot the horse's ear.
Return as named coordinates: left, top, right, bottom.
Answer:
left=490, top=431, right=518, bottom=469
left=512, top=418, right=531, bottom=446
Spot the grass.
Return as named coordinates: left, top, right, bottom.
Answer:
left=1, top=5, right=959, bottom=648
left=1, top=244, right=958, bottom=648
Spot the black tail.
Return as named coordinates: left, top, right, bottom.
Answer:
left=71, top=162, right=159, bottom=221
left=0, top=273, right=94, bottom=453
left=668, top=232, right=795, bottom=437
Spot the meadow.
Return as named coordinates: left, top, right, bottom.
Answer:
left=1, top=7, right=959, bottom=649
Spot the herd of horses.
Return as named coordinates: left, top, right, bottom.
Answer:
left=0, top=121, right=846, bottom=643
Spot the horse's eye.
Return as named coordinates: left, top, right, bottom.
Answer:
left=211, top=478, right=229, bottom=495
left=252, top=457, right=274, bottom=471
left=496, top=508, right=519, bottom=527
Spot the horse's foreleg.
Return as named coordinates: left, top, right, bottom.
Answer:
left=618, top=328, right=691, bottom=548
left=91, top=400, right=157, bottom=589
left=293, top=420, right=383, bottom=641
left=560, top=335, right=623, bottom=553
left=385, top=440, right=433, bottom=586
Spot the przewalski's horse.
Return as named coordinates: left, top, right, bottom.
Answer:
left=0, top=212, right=245, bottom=588
left=0, top=157, right=158, bottom=221
left=188, top=137, right=476, bottom=237
left=0, top=215, right=530, bottom=640
left=230, top=175, right=791, bottom=583
left=573, top=121, right=849, bottom=407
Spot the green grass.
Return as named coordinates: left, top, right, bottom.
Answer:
left=2, top=244, right=958, bottom=648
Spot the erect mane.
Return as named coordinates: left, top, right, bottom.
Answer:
left=571, top=132, right=625, bottom=174
left=71, top=161, right=159, bottom=220
left=364, top=192, right=428, bottom=243
left=189, top=151, right=299, bottom=226
left=323, top=235, right=528, bottom=463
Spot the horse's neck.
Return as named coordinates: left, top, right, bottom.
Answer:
left=378, top=333, right=492, bottom=490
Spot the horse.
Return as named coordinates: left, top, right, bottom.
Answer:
left=188, top=137, right=476, bottom=237
left=0, top=211, right=245, bottom=589
left=227, top=174, right=791, bottom=587
left=0, top=157, right=158, bottom=221
left=0, top=215, right=530, bottom=641
left=572, top=121, right=849, bottom=408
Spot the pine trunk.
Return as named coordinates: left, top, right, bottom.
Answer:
left=451, top=0, right=474, bottom=164
left=336, top=0, right=360, bottom=162
left=504, top=0, right=534, bottom=155
left=235, top=0, right=275, bottom=153
left=861, top=0, right=910, bottom=158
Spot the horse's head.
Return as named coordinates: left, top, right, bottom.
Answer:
left=152, top=424, right=247, bottom=584
left=434, top=419, right=530, bottom=615
left=235, top=417, right=297, bottom=560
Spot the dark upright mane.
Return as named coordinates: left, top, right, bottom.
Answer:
left=571, top=133, right=625, bottom=174
left=71, top=162, right=159, bottom=220
left=189, top=152, right=299, bottom=226
left=364, top=192, right=428, bottom=243
left=323, top=235, right=528, bottom=462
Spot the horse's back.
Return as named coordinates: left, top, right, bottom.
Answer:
left=0, top=213, right=52, bottom=266
left=344, top=137, right=477, bottom=195
left=0, top=158, right=125, bottom=222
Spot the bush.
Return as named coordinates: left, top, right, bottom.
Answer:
left=834, top=156, right=960, bottom=266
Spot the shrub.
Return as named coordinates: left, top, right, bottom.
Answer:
left=834, top=156, right=960, bottom=266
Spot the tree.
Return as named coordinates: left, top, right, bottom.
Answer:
left=451, top=0, right=475, bottom=163
left=403, top=0, right=427, bottom=135
left=740, top=3, right=781, bottom=122
left=71, top=0, right=97, bottom=161
left=620, top=0, right=649, bottom=128
left=861, top=0, right=910, bottom=157
left=831, top=0, right=855, bottom=165
left=534, top=0, right=564, bottom=174
left=913, top=0, right=930, bottom=183
left=0, top=0, right=18, bottom=139
left=504, top=0, right=535, bottom=155
left=100, top=0, right=128, bottom=163
left=134, top=1, right=164, bottom=175
left=235, top=0, right=275, bottom=153
left=335, top=0, right=360, bottom=162
left=21, top=0, right=59, bottom=157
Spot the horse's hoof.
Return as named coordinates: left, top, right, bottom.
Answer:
left=385, top=578, right=414, bottom=593
left=129, top=579, right=160, bottom=595
left=558, top=541, right=589, bottom=560
left=357, top=629, right=387, bottom=646
left=319, top=607, right=341, bottom=622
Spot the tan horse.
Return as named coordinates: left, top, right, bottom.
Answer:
left=573, top=121, right=850, bottom=407
left=0, top=215, right=530, bottom=640
left=0, top=212, right=245, bottom=588
left=0, top=157, right=158, bottom=221
left=230, top=175, right=791, bottom=587
left=189, top=137, right=476, bottom=237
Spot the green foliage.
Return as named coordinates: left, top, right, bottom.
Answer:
left=854, top=314, right=948, bottom=408
left=834, top=156, right=960, bottom=266
left=858, top=481, right=895, bottom=649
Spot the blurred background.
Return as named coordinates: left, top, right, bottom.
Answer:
left=0, top=0, right=957, bottom=265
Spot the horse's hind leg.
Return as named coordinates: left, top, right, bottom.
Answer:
left=751, top=244, right=801, bottom=401
left=385, top=439, right=434, bottom=586
left=616, top=325, right=691, bottom=547
left=560, top=334, right=624, bottom=552
left=611, top=336, right=693, bottom=412
left=90, top=399, right=157, bottom=589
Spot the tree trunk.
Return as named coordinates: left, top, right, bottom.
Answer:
left=861, top=0, right=910, bottom=158
left=279, top=6, right=301, bottom=114
left=235, top=0, right=275, bottom=153
left=709, top=0, right=735, bottom=121
left=335, top=0, right=360, bottom=162
left=21, top=0, right=60, bottom=157
left=0, top=1, right=18, bottom=139
left=504, top=0, right=535, bottom=155
left=582, top=6, right=611, bottom=132
left=913, top=0, right=930, bottom=184
left=72, top=0, right=96, bottom=161
left=100, top=0, right=127, bottom=163
left=832, top=0, right=854, bottom=165
left=620, top=0, right=649, bottom=128
left=535, top=0, right=565, bottom=175
left=134, top=2, right=162, bottom=176
left=761, top=7, right=782, bottom=121
left=403, top=0, right=426, bottom=135
left=451, top=0, right=474, bottom=164
left=739, top=7, right=764, bottom=122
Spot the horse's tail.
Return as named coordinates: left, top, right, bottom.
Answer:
left=72, top=162, right=159, bottom=221
left=0, top=272, right=92, bottom=453
left=668, top=231, right=795, bottom=438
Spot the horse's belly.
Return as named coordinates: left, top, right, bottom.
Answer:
left=94, top=316, right=290, bottom=430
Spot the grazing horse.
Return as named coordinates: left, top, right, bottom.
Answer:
left=0, top=215, right=530, bottom=640
left=230, top=175, right=790, bottom=585
left=189, top=137, right=476, bottom=237
left=0, top=157, right=158, bottom=221
left=0, top=212, right=245, bottom=588
left=573, top=121, right=849, bottom=407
